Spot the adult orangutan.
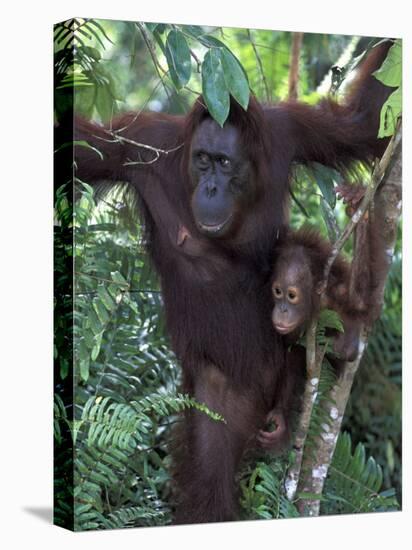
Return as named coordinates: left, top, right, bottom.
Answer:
left=68, top=40, right=394, bottom=523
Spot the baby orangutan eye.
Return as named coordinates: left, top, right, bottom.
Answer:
left=273, top=286, right=283, bottom=298
left=287, top=290, right=298, bottom=303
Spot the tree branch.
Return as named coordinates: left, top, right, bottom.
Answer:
left=92, top=131, right=184, bottom=165
left=247, top=29, right=271, bottom=102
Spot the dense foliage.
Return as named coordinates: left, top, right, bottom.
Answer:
left=54, top=19, right=401, bottom=529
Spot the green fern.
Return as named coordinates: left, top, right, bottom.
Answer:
left=55, top=134, right=401, bottom=528
left=104, top=506, right=167, bottom=529
left=322, top=432, right=399, bottom=514
left=297, top=308, right=343, bottom=353
left=70, top=391, right=223, bottom=530
left=54, top=18, right=112, bottom=80
left=240, top=460, right=299, bottom=520
left=80, top=393, right=224, bottom=451
left=54, top=19, right=119, bottom=122
left=316, top=308, right=344, bottom=350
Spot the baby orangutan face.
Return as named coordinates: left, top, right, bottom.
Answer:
left=271, top=255, right=316, bottom=336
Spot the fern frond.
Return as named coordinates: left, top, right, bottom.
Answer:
left=104, top=505, right=167, bottom=529
left=322, top=432, right=399, bottom=514
left=79, top=393, right=224, bottom=451
left=316, top=309, right=344, bottom=350
left=240, top=461, right=299, bottom=520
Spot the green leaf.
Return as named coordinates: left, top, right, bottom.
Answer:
left=312, top=162, right=342, bottom=208
left=152, top=28, right=166, bottom=54
left=318, top=309, right=344, bottom=333
left=182, top=25, right=205, bottom=39
left=145, top=22, right=158, bottom=32
left=221, top=49, right=249, bottom=110
left=320, top=197, right=339, bottom=243
left=386, top=440, right=395, bottom=473
left=95, top=84, right=114, bottom=123
left=153, top=23, right=166, bottom=34
left=91, top=332, right=103, bottom=361
left=78, top=337, right=89, bottom=361
left=97, top=284, right=116, bottom=311
left=93, top=298, right=110, bottom=324
left=55, top=140, right=104, bottom=161
left=199, top=35, right=226, bottom=48
left=87, top=19, right=114, bottom=45
left=202, top=49, right=230, bottom=127
left=111, top=271, right=129, bottom=288
left=290, top=187, right=310, bottom=218
left=165, top=30, right=191, bottom=90
left=60, top=357, right=69, bottom=380
left=323, top=432, right=399, bottom=515
left=82, top=46, right=101, bottom=61
left=88, top=307, right=102, bottom=334
left=79, top=357, right=90, bottom=382
left=378, top=86, right=402, bottom=138
left=373, top=40, right=402, bottom=88
left=79, top=195, right=91, bottom=212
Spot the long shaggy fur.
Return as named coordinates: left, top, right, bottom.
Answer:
left=69, top=41, right=394, bottom=524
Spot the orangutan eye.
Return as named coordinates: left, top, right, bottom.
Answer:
left=197, top=152, right=210, bottom=166
left=273, top=286, right=282, bottom=298
left=216, top=157, right=230, bottom=168
left=287, top=290, right=298, bottom=303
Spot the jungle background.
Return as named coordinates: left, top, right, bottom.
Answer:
left=54, top=19, right=402, bottom=530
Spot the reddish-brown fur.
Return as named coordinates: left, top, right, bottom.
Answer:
left=67, top=41, right=394, bottom=523
left=272, top=227, right=363, bottom=362
left=277, top=227, right=352, bottom=310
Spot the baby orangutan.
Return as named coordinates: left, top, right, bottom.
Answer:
left=271, top=227, right=362, bottom=361
left=257, top=227, right=367, bottom=451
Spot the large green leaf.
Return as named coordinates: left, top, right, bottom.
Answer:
left=182, top=25, right=205, bottom=40
left=165, top=30, right=191, bottom=90
left=145, top=22, right=159, bottom=33
left=202, top=49, right=230, bottom=127
left=378, top=86, right=402, bottom=138
left=373, top=40, right=402, bottom=88
left=95, top=84, right=114, bottom=123
left=323, top=432, right=399, bottom=514
left=221, top=49, right=250, bottom=110
left=198, top=35, right=226, bottom=48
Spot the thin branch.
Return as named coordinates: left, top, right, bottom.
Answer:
left=74, top=289, right=162, bottom=296
left=74, top=271, right=129, bottom=288
left=189, top=48, right=201, bottom=72
left=136, top=23, right=167, bottom=78
left=136, top=22, right=176, bottom=110
left=136, top=23, right=201, bottom=105
left=115, top=78, right=165, bottom=134
left=247, top=29, right=271, bottom=102
left=92, top=131, right=184, bottom=166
